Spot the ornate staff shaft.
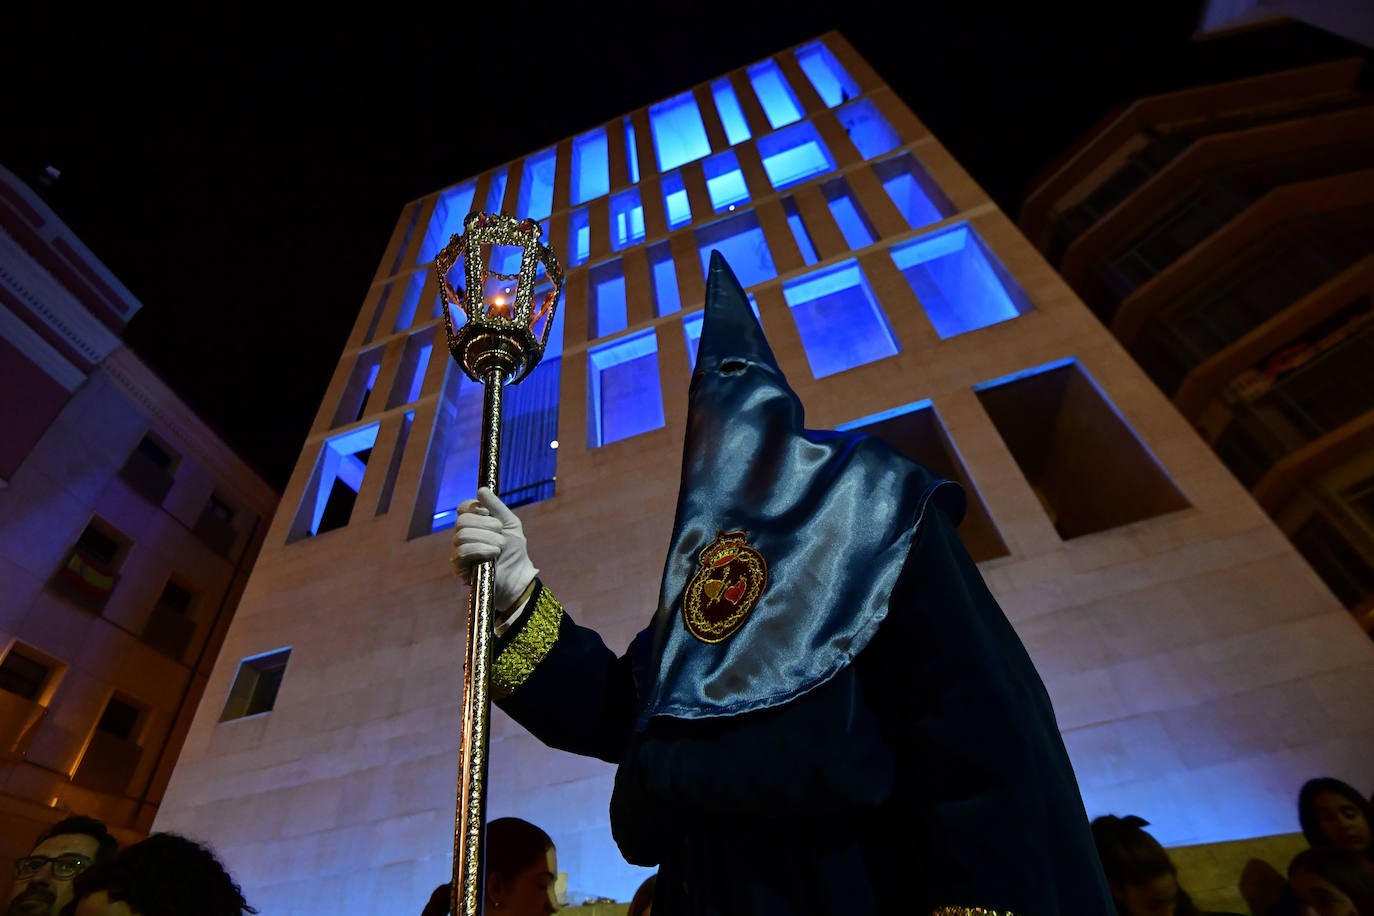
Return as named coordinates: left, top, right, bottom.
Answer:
left=435, top=212, right=563, bottom=916
left=453, top=367, right=504, bottom=916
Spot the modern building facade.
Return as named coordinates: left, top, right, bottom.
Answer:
left=1020, top=58, right=1374, bottom=638
left=154, top=32, right=1374, bottom=913
left=0, top=164, right=278, bottom=891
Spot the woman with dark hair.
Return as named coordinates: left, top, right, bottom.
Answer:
left=70, top=832, right=256, bottom=916
left=1299, top=779, right=1374, bottom=854
left=1288, top=846, right=1374, bottom=915
left=1091, top=815, right=1240, bottom=916
left=422, top=817, right=559, bottom=916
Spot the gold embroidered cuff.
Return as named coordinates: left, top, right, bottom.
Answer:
left=931, top=908, right=1017, bottom=916
left=492, top=585, right=563, bottom=700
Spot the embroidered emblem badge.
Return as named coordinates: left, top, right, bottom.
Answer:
left=683, top=530, right=768, bottom=644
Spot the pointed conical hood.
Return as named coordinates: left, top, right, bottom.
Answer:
left=694, top=250, right=784, bottom=377
left=639, top=251, right=957, bottom=721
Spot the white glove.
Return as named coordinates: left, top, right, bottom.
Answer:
left=450, top=487, right=539, bottom=614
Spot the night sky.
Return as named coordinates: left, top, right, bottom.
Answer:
left=4, top=4, right=1366, bottom=492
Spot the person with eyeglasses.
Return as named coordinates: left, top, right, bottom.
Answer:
left=5, top=815, right=117, bottom=916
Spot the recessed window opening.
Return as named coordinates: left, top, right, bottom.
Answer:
left=890, top=224, right=1031, bottom=338
left=572, top=128, right=610, bottom=205
left=747, top=60, right=803, bottom=128
left=782, top=261, right=897, bottom=377
left=711, top=78, right=752, bottom=145
left=649, top=92, right=711, bottom=172
left=588, top=330, right=665, bottom=446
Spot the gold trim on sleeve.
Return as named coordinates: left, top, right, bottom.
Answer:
left=931, top=908, right=1017, bottom=916
left=492, top=586, right=563, bottom=700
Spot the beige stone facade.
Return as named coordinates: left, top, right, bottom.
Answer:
left=154, top=32, right=1374, bottom=913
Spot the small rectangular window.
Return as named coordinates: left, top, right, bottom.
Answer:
left=874, top=153, right=951, bottom=231
left=571, top=128, right=609, bottom=205
left=695, top=210, right=777, bottom=290
left=220, top=649, right=291, bottom=722
left=52, top=521, right=126, bottom=612
left=890, top=224, right=1030, bottom=338
left=703, top=151, right=750, bottom=213
left=711, top=78, right=752, bottom=146
left=517, top=147, right=557, bottom=222
left=649, top=243, right=681, bottom=316
left=485, top=167, right=509, bottom=213
left=758, top=121, right=835, bottom=190
left=794, top=41, right=860, bottom=107
left=610, top=188, right=645, bottom=251
left=207, top=493, right=233, bottom=522
left=588, top=331, right=665, bottom=447
left=387, top=331, right=434, bottom=409
left=782, top=261, right=897, bottom=378
left=649, top=92, right=711, bottom=172
left=781, top=197, right=819, bottom=266
left=747, top=60, right=803, bottom=128
left=568, top=207, right=591, bottom=267
left=0, top=649, right=52, bottom=702
left=822, top=178, right=877, bottom=249
left=975, top=360, right=1191, bottom=539
left=835, top=97, right=900, bottom=159
left=590, top=259, right=628, bottom=339
left=155, top=580, right=193, bottom=616
left=120, top=435, right=177, bottom=505
left=287, top=424, right=381, bottom=542
left=661, top=171, right=692, bottom=230
left=97, top=697, right=142, bottom=741
left=143, top=580, right=197, bottom=659
left=332, top=347, right=386, bottom=427
left=419, top=181, right=477, bottom=264
left=624, top=117, right=640, bottom=185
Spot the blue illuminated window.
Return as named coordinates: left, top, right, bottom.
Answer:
left=822, top=178, right=877, bottom=249
left=703, top=151, right=749, bottom=213
left=836, top=98, right=899, bottom=159
left=419, top=180, right=477, bottom=263
left=624, top=117, right=640, bottom=184
left=333, top=347, right=385, bottom=426
left=590, top=259, right=628, bottom=338
left=290, top=423, right=381, bottom=540
left=682, top=296, right=760, bottom=368
left=747, top=60, right=803, bottom=128
left=485, top=168, right=508, bottom=213
left=662, top=171, right=692, bottom=230
left=649, top=242, right=681, bottom=316
left=568, top=207, right=590, bottom=267
left=387, top=332, right=433, bottom=408
left=794, top=41, right=860, bottom=107
left=781, top=197, right=819, bottom=266
left=572, top=128, right=609, bottom=205
left=610, top=188, right=645, bottom=251
left=394, top=271, right=426, bottom=333
left=517, top=147, right=557, bottom=221
left=696, top=211, right=776, bottom=289
left=649, top=92, right=711, bottom=172
left=783, top=262, right=897, bottom=378
left=711, top=78, right=751, bottom=145
left=588, top=330, right=665, bottom=446
left=890, top=225, right=1029, bottom=338
left=420, top=298, right=564, bottom=533
left=758, top=121, right=835, bottom=190
left=874, top=153, right=950, bottom=230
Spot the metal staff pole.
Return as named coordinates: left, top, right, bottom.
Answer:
left=435, top=212, right=564, bottom=916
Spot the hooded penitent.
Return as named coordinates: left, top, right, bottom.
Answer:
left=605, top=251, right=1115, bottom=914
left=639, top=250, right=960, bottom=720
